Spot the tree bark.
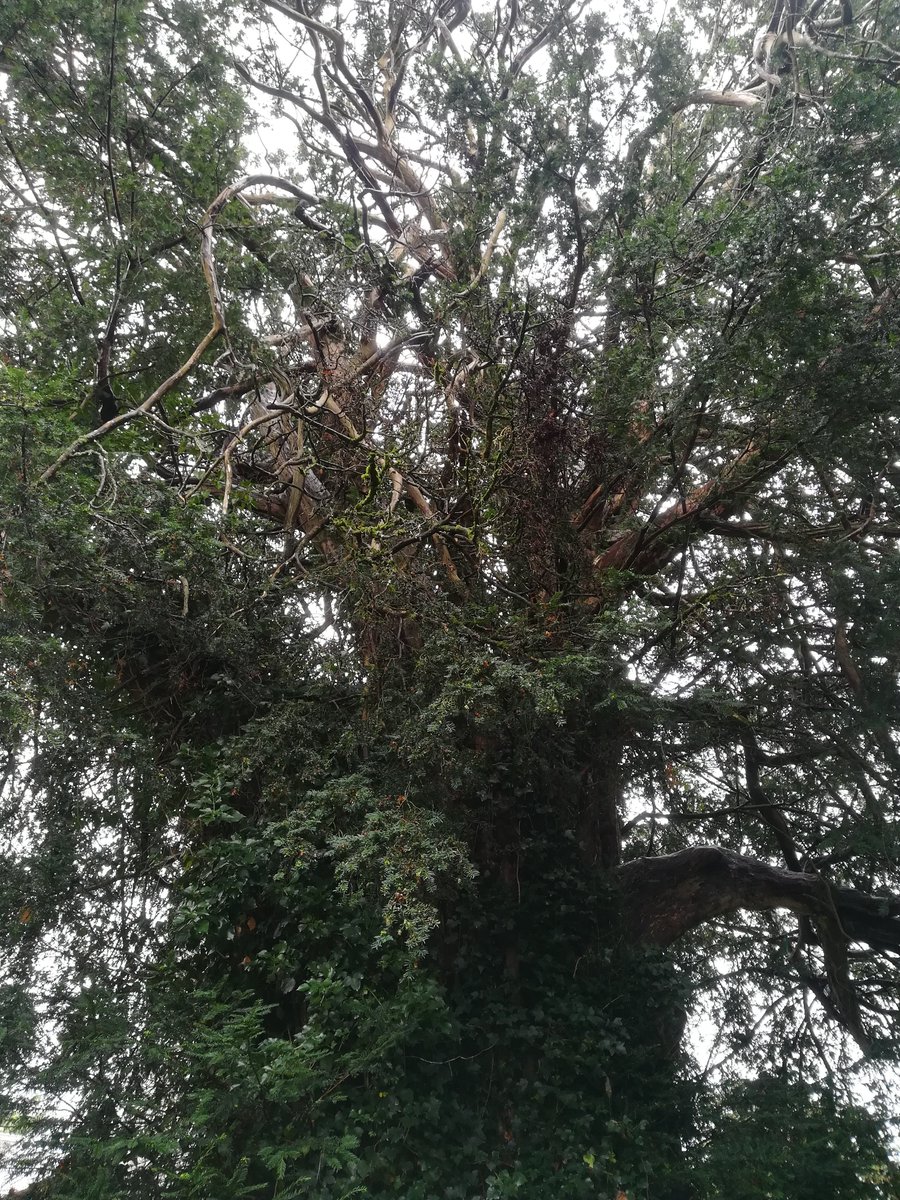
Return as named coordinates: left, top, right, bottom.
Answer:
left=616, top=846, right=900, bottom=1050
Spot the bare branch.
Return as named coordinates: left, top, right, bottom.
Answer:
left=38, top=175, right=311, bottom=485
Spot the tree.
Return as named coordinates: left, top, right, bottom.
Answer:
left=2, top=0, right=900, bottom=1194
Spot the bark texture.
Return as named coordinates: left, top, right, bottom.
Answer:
left=617, top=846, right=900, bottom=1048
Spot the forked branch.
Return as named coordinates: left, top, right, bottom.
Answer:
left=618, top=845, right=900, bottom=1049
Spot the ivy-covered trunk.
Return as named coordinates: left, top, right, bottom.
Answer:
left=154, top=694, right=696, bottom=1198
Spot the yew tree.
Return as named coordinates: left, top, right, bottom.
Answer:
left=2, top=0, right=900, bottom=1195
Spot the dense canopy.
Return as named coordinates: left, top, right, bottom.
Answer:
left=2, top=0, right=900, bottom=1195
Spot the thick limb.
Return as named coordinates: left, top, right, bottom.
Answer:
left=617, top=845, right=900, bottom=1049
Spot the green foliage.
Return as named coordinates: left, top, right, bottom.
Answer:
left=2, top=0, right=900, bottom=1195
left=700, top=1079, right=900, bottom=1199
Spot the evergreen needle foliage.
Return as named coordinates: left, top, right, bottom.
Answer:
left=2, top=0, right=900, bottom=1195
